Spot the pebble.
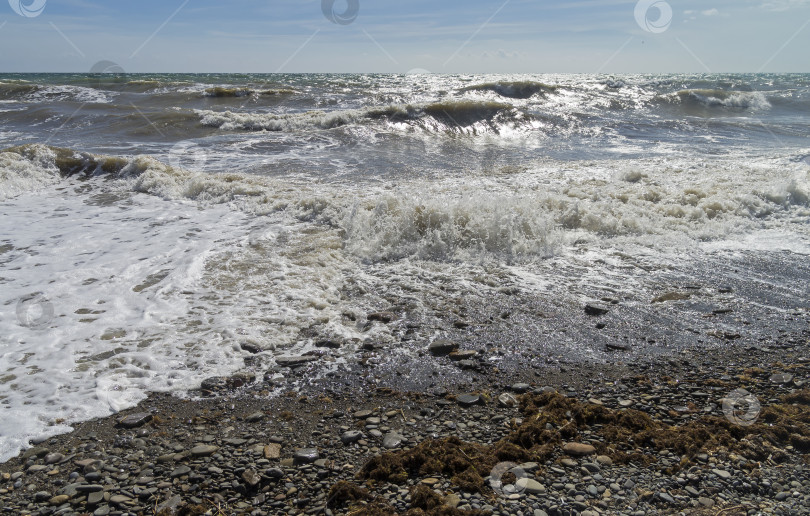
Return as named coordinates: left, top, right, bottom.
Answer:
left=341, top=430, right=363, bottom=444
left=428, top=339, right=458, bottom=356
left=190, top=445, right=218, bottom=457
left=263, top=443, right=281, bottom=459
left=118, top=412, right=152, bottom=428
left=456, top=393, right=481, bottom=406
left=584, top=304, right=609, bottom=316
left=382, top=432, right=404, bottom=449
left=275, top=356, right=317, bottom=367
left=293, top=448, right=319, bottom=464
left=563, top=442, right=596, bottom=456
left=516, top=478, right=546, bottom=495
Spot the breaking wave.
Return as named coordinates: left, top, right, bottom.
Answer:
left=3, top=144, right=809, bottom=262
left=198, top=100, right=534, bottom=134
left=461, top=81, right=557, bottom=99
left=671, top=89, right=772, bottom=110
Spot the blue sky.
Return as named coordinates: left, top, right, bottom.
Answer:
left=0, top=0, right=808, bottom=72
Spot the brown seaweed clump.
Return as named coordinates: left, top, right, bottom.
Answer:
left=356, top=389, right=810, bottom=495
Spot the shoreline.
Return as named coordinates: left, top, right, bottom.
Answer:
left=1, top=336, right=808, bottom=515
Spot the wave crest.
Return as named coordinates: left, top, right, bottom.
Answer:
left=461, top=81, right=557, bottom=99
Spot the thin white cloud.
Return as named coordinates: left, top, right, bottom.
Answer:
left=702, top=8, right=720, bottom=16
left=761, top=0, right=810, bottom=11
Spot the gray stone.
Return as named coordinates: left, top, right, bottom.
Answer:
left=293, top=448, right=319, bottom=464
left=275, top=355, right=317, bottom=367
left=584, top=304, right=609, bottom=316
left=190, top=444, right=218, bottom=457
left=511, top=383, right=531, bottom=393
left=770, top=373, right=793, bottom=384
left=170, top=465, right=191, bottom=478
left=245, top=411, right=264, bottom=422
left=712, top=468, right=731, bottom=480
left=87, top=491, right=104, bottom=505
left=429, top=339, right=458, bottom=356
left=118, top=412, right=152, bottom=429
left=382, top=432, right=404, bottom=449
left=44, top=453, right=64, bottom=465
left=341, top=430, right=362, bottom=444
left=456, top=393, right=481, bottom=407
left=515, top=478, right=546, bottom=495
left=242, top=468, right=261, bottom=487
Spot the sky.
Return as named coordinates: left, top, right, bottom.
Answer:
left=0, top=0, right=808, bottom=73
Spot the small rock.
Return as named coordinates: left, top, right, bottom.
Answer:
left=245, top=411, right=264, bottom=422
left=698, top=497, right=714, bottom=507
left=456, top=393, right=481, bottom=407
left=109, top=494, right=131, bottom=505
left=658, top=492, right=675, bottom=504
left=353, top=409, right=373, bottom=419
left=170, top=465, right=191, bottom=478
left=118, top=412, right=152, bottom=429
left=263, top=443, right=281, bottom=459
left=242, top=468, right=261, bottom=487
left=596, top=455, right=613, bottom=466
left=770, top=373, right=793, bottom=384
left=563, top=443, right=596, bottom=456
left=429, top=339, right=458, bottom=356
left=368, top=312, right=396, bottom=323
left=449, top=350, right=478, bottom=361
left=511, top=383, right=531, bottom=393
left=190, top=444, right=218, bottom=457
left=382, top=432, right=404, bottom=449
left=294, top=448, right=319, bottom=464
left=315, top=339, right=342, bottom=349
left=87, top=491, right=105, bottom=505
left=266, top=467, right=284, bottom=478
left=275, top=355, right=317, bottom=367
left=49, top=494, right=70, bottom=505
left=712, top=468, right=731, bottom=480
left=240, top=342, right=262, bottom=354
left=34, top=491, right=51, bottom=502
left=516, top=478, right=546, bottom=495
left=341, top=431, right=363, bottom=445
left=584, top=304, right=609, bottom=316
left=44, top=453, right=64, bottom=465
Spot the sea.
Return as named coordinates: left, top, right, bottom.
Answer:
left=1, top=73, right=809, bottom=462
